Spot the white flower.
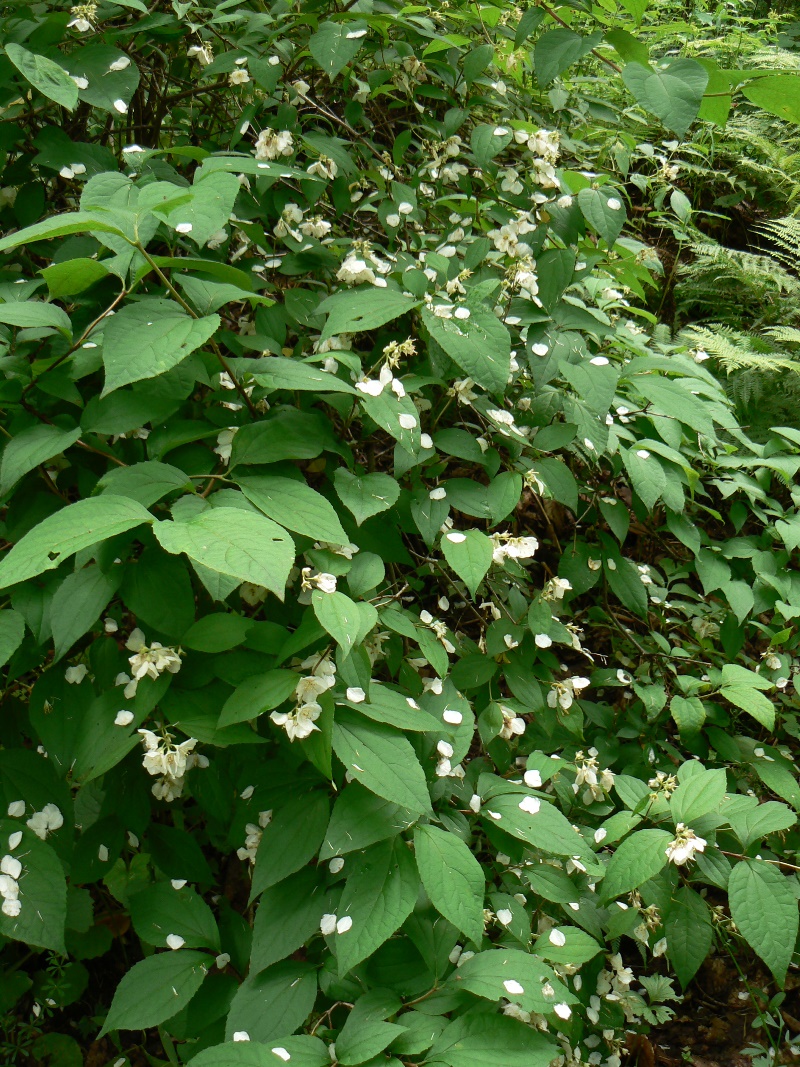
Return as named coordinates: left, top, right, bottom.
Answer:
left=255, top=128, right=294, bottom=160
left=337, top=256, right=377, bottom=286
left=188, top=43, right=214, bottom=65
left=1, top=855, right=22, bottom=880
left=26, top=804, right=63, bottom=840
left=307, top=156, right=338, bottom=180
left=65, top=664, right=88, bottom=685
left=270, top=702, right=322, bottom=742
left=429, top=487, right=446, bottom=501
left=336, top=916, right=353, bottom=934
left=469, top=794, right=481, bottom=813
left=665, top=823, right=707, bottom=866
left=229, top=69, right=250, bottom=85
left=320, top=913, right=337, bottom=935
left=301, top=568, right=337, bottom=594
left=127, top=630, right=182, bottom=682
left=115, top=710, right=134, bottom=727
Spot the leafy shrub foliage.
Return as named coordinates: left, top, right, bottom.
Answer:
left=2, top=1, right=800, bottom=1065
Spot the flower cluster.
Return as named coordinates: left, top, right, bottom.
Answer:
left=0, top=842, right=23, bottom=918
left=573, top=750, right=615, bottom=805
left=548, top=676, right=590, bottom=711
left=25, top=803, right=64, bottom=840
left=271, top=653, right=336, bottom=741
left=665, top=823, right=707, bottom=866
left=138, top=729, right=206, bottom=802
left=236, top=810, right=273, bottom=865
left=490, top=532, right=539, bottom=565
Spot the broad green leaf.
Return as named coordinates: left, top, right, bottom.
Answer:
left=238, top=475, right=348, bottom=546
left=0, top=424, right=82, bottom=496
left=67, top=43, right=140, bottom=114
left=6, top=44, right=79, bottom=110
left=479, top=792, right=593, bottom=860
left=0, top=496, right=153, bottom=590
left=719, top=685, right=775, bottom=730
left=188, top=1037, right=329, bottom=1067
left=100, top=950, right=209, bottom=1035
left=230, top=411, right=333, bottom=467
left=532, top=927, right=603, bottom=966
left=312, top=590, right=375, bottom=656
left=670, top=767, right=726, bottom=824
left=600, top=829, right=673, bottom=902
left=670, top=695, right=706, bottom=736
left=96, top=461, right=191, bottom=508
left=0, top=609, right=25, bottom=668
left=333, top=469, right=400, bottom=525
left=665, top=885, right=713, bottom=987
left=332, top=712, right=432, bottom=815
left=182, top=614, right=251, bottom=653
left=179, top=276, right=271, bottom=315
left=743, top=74, right=800, bottom=124
left=336, top=837, right=419, bottom=974
left=163, top=172, right=240, bottom=248
left=0, top=212, right=127, bottom=253
left=250, top=792, right=330, bottom=900
left=309, top=21, right=366, bottom=80
left=453, top=949, right=572, bottom=1014
left=318, top=287, right=418, bottom=342
left=41, top=258, right=110, bottom=298
left=534, top=28, right=602, bottom=86
left=414, top=825, right=485, bottom=945
left=430, top=1013, right=556, bottom=1067
left=440, top=529, right=493, bottom=598
left=352, top=684, right=439, bottom=732
left=728, top=801, right=797, bottom=850
left=252, top=357, right=356, bottom=395
left=251, top=868, right=329, bottom=972
left=577, top=187, right=627, bottom=248
left=621, top=59, right=709, bottom=138
left=51, top=565, right=121, bottom=660
left=0, top=821, right=67, bottom=954
left=154, top=508, right=294, bottom=600
left=728, top=859, right=798, bottom=985
left=604, top=555, right=648, bottom=617
left=219, top=671, right=299, bottom=727
left=422, top=303, right=510, bottom=394
left=319, top=783, right=416, bottom=859
left=128, top=883, right=220, bottom=950
left=336, top=1017, right=405, bottom=1066
left=101, top=298, right=220, bottom=394
left=225, top=962, right=316, bottom=1042
left=0, top=301, right=72, bottom=337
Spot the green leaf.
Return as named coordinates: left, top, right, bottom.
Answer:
left=41, top=258, right=110, bottom=299
left=604, top=555, right=648, bottom=617
left=238, top=475, right=348, bottom=546
left=336, top=837, right=419, bottom=974
left=319, top=783, right=416, bottom=859
left=620, top=448, right=666, bottom=510
left=670, top=767, right=726, bottom=824
left=230, top=411, right=332, bottom=467
left=312, top=590, right=374, bottom=656
left=454, top=949, right=571, bottom=1015
left=0, top=424, right=82, bottom=496
left=600, top=829, right=673, bottom=902
left=534, top=28, right=602, bottom=86
left=728, top=801, right=797, bottom=850
left=332, top=712, right=432, bottom=815
left=333, top=469, right=399, bottom=525
left=0, top=609, right=25, bottom=668
left=414, top=825, right=485, bottom=945
left=219, top=671, right=299, bottom=727
left=532, top=926, right=602, bottom=966
left=250, top=792, right=330, bottom=900
left=479, top=792, right=592, bottom=860
left=51, top=565, right=121, bottom=660
left=337, top=1017, right=405, bottom=1066
left=728, top=859, right=798, bottom=986
left=0, top=821, right=67, bottom=954
left=309, top=21, right=366, bottom=80
left=440, top=529, right=493, bottom=598
left=422, top=303, right=510, bottom=394
left=163, top=172, right=240, bottom=248
left=670, top=695, right=706, bottom=736
left=154, top=508, right=294, bottom=600
left=743, top=74, right=800, bottom=124
left=621, top=59, right=709, bottom=138
left=719, top=685, right=775, bottom=730
left=188, top=1037, right=330, bottom=1067
left=665, top=885, right=713, bottom=987
left=0, top=496, right=153, bottom=591
left=6, top=44, right=79, bottom=111
left=67, top=44, right=140, bottom=114
left=430, top=1013, right=556, bottom=1067
left=318, top=288, right=418, bottom=342
left=251, top=868, right=329, bottom=972
left=225, top=962, right=316, bottom=1042
left=0, top=212, right=127, bottom=254
left=96, top=461, right=191, bottom=508
left=0, top=300, right=72, bottom=337
left=128, top=883, right=220, bottom=950
left=101, top=298, right=220, bottom=394
left=252, top=357, right=356, bottom=395
left=100, top=950, right=209, bottom=1035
